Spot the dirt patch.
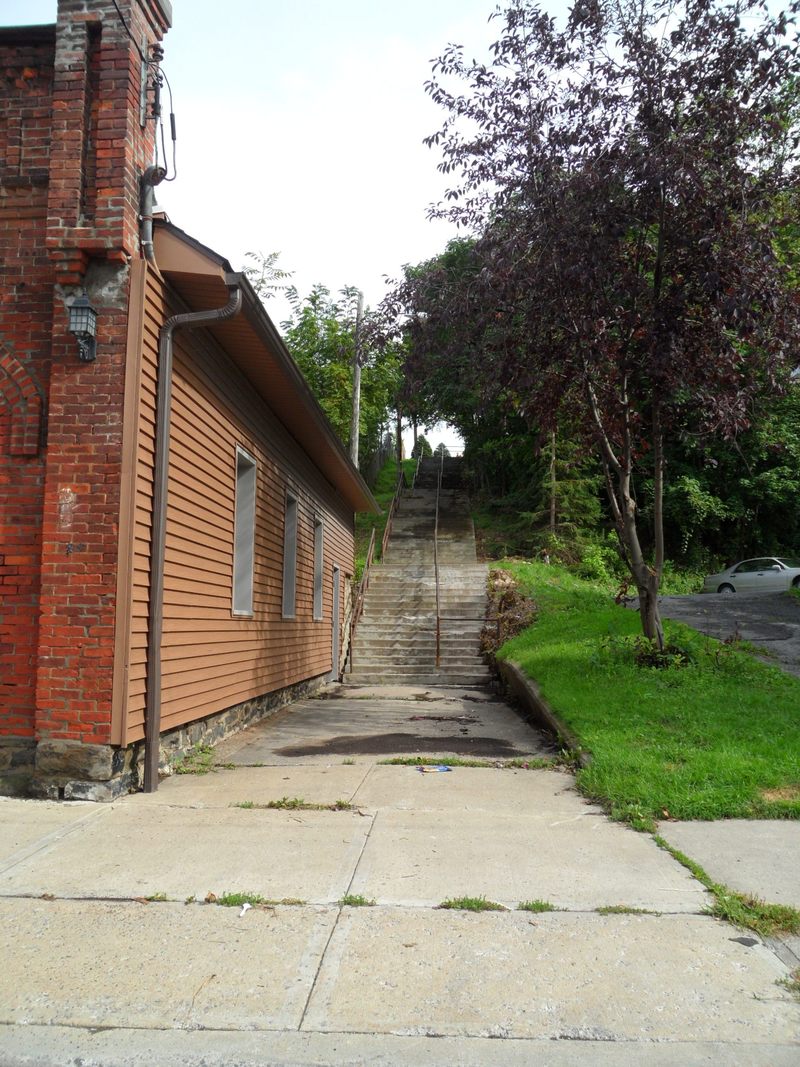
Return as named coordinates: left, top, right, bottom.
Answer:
left=275, top=732, right=524, bottom=758
left=481, top=569, right=537, bottom=670
left=761, top=785, right=800, bottom=802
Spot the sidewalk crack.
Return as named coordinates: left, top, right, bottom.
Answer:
left=297, top=808, right=379, bottom=1031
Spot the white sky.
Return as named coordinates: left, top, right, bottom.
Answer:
left=1, top=0, right=566, bottom=453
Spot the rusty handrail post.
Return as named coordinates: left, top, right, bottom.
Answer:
left=434, top=449, right=443, bottom=668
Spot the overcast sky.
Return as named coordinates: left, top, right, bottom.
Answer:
left=2, top=0, right=567, bottom=451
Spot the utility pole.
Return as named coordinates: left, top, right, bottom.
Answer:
left=349, top=291, right=364, bottom=467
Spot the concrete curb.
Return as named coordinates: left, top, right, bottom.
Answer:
left=497, top=660, right=592, bottom=767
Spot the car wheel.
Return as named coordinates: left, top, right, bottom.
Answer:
left=718, top=584, right=735, bottom=595
left=793, top=578, right=800, bottom=589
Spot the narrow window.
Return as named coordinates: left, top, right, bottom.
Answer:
left=233, top=448, right=256, bottom=616
left=313, top=517, right=324, bottom=620
left=282, top=492, right=298, bottom=618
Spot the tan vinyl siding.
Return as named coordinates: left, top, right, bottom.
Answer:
left=123, top=272, right=354, bottom=744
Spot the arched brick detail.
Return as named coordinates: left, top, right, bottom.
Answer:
left=0, top=343, right=45, bottom=456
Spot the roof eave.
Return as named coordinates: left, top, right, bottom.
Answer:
left=152, top=221, right=379, bottom=515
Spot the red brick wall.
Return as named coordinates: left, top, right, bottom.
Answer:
left=0, top=31, right=54, bottom=738
left=0, top=1, right=171, bottom=749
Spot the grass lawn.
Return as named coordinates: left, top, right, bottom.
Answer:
left=497, top=561, right=800, bottom=831
left=354, top=457, right=416, bottom=578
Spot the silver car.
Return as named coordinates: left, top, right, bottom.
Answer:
left=702, top=557, right=800, bottom=594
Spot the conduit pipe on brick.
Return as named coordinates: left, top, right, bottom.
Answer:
left=144, top=275, right=244, bottom=792
left=139, top=166, right=167, bottom=264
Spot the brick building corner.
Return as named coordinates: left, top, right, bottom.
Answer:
left=0, top=0, right=172, bottom=797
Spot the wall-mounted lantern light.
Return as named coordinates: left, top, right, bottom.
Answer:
left=68, top=294, right=98, bottom=363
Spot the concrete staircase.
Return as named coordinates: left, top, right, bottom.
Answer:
left=348, top=457, right=492, bottom=687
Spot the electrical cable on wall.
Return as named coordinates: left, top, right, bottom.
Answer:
left=160, top=67, right=178, bottom=181
left=109, top=0, right=178, bottom=181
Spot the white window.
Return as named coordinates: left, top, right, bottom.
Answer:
left=282, top=492, right=298, bottom=618
left=232, top=447, right=256, bottom=616
left=313, top=517, right=324, bottom=620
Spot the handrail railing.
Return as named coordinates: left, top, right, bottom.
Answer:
left=347, top=462, right=408, bottom=675
left=380, top=465, right=405, bottom=561
left=411, top=451, right=422, bottom=491
left=345, top=526, right=375, bottom=675
left=434, top=449, right=444, bottom=668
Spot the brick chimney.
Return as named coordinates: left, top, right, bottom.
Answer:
left=47, top=0, right=173, bottom=282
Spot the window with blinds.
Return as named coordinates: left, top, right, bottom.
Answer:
left=282, top=492, right=298, bottom=618
left=232, top=448, right=256, bottom=615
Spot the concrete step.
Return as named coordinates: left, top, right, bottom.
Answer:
left=350, top=664, right=490, bottom=677
left=347, top=673, right=493, bottom=686
left=363, top=580, right=486, bottom=589
left=360, top=621, right=486, bottom=631
left=365, top=581, right=487, bottom=592
left=355, top=637, right=484, bottom=647
left=355, top=645, right=484, bottom=657
left=363, top=601, right=487, bottom=610
left=350, top=648, right=486, bottom=663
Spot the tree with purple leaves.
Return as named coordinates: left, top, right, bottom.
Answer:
left=387, top=0, right=800, bottom=646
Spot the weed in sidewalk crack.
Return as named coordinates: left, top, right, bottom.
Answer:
left=778, top=968, right=800, bottom=1000
left=518, top=899, right=564, bottom=913
left=230, top=796, right=355, bottom=812
left=654, top=834, right=800, bottom=937
left=595, top=905, right=657, bottom=915
left=438, top=895, right=507, bottom=912
left=210, top=891, right=306, bottom=908
left=173, top=743, right=216, bottom=775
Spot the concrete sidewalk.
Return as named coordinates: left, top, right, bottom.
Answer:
left=1, top=686, right=798, bottom=1066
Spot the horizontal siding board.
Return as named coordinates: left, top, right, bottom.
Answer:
left=123, top=272, right=356, bottom=743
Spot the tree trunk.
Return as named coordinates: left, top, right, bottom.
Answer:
left=588, top=378, right=665, bottom=649
left=638, top=571, right=664, bottom=648
left=549, top=430, right=557, bottom=535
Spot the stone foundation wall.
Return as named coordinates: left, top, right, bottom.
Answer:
left=0, top=738, right=38, bottom=797
left=16, top=674, right=327, bottom=802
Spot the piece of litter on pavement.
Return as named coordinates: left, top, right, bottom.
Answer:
left=417, top=765, right=453, bottom=773
left=239, top=902, right=252, bottom=917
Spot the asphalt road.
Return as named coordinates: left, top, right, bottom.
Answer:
left=654, top=591, right=800, bottom=678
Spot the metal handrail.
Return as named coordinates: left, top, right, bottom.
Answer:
left=346, top=526, right=376, bottom=675
left=380, top=465, right=405, bottom=561
left=434, top=449, right=443, bottom=668
left=347, top=461, right=407, bottom=675
left=411, top=451, right=422, bottom=490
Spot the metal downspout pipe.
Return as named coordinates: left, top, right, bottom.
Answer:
left=143, top=277, right=244, bottom=792
left=139, top=166, right=167, bottom=264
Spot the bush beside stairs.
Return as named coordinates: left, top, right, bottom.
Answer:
left=348, top=457, right=492, bottom=687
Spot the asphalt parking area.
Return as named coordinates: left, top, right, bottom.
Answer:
left=655, top=591, right=800, bottom=678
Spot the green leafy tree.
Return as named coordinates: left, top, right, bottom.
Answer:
left=243, top=250, right=294, bottom=301
left=411, top=434, right=433, bottom=458
left=280, top=284, right=401, bottom=466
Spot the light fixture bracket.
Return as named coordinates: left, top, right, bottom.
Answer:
left=68, top=294, right=98, bottom=364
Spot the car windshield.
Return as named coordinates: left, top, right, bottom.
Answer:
left=777, top=558, right=800, bottom=568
